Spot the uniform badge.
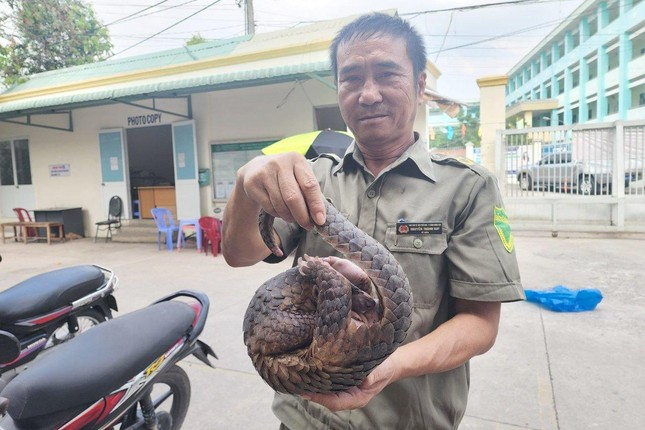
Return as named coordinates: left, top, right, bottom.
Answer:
left=493, top=206, right=514, bottom=253
left=396, top=222, right=442, bottom=235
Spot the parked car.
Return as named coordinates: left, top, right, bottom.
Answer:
left=516, top=151, right=612, bottom=195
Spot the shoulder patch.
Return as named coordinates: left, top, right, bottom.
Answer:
left=430, top=154, right=488, bottom=176
left=494, top=206, right=514, bottom=253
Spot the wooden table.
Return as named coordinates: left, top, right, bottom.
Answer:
left=0, top=221, right=64, bottom=245
left=1, top=222, right=24, bottom=243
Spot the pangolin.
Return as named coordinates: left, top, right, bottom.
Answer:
left=242, top=200, right=413, bottom=394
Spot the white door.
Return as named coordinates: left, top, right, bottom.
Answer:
left=98, top=129, right=130, bottom=219
left=0, top=138, right=35, bottom=218
left=172, top=120, right=200, bottom=220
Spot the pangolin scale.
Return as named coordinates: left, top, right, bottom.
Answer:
left=243, top=200, right=413, bottom=394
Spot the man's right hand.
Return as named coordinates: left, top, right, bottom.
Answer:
left=238, top=152, right=326, bottom=230
left=222, top=152, right=326, bottom=267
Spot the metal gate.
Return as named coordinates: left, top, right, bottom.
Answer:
left=495, top=120, right=645, bottom=233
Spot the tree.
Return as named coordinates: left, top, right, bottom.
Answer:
left=0, top=0, right=112, bottom=87
left=186, top=34, right=207, bottom=46
left=428, top=104, right=481, bottom=149
left=457, top=105, right=481, bottom=147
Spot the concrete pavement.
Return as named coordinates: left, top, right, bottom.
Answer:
left=1, top=232, right=643, bottom=429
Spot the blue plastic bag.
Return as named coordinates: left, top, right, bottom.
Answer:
left=524, top=285, right=603, bottom=312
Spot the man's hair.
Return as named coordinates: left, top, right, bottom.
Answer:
left=329, top=13, right=427, bottom=81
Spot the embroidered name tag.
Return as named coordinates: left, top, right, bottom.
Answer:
left=396, top=222, right=443, bottom=235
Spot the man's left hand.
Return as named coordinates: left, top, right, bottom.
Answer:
left=302, top=355, right=397, bottom=411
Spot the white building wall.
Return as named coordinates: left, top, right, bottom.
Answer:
left=193, top=79, right=340, bottom=217
left=0, top=79, right=340, bottom=232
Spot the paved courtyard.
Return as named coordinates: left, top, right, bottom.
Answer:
left=1, top=232, right=644, bottom=429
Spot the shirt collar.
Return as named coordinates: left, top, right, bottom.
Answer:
left=331, top=132, right=436, bottom=182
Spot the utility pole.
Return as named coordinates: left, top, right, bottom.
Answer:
left=244, top=0, right=255, bottom=35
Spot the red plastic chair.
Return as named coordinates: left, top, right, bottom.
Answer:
left=198, top=216, right=221, bottom=257
left=13, top=208, right=36, bottom=241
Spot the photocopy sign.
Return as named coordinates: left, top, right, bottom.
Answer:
left=127, top=113, right=163, bottom=127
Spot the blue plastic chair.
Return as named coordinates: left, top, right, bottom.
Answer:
left=151, top=207, right=179, bottom=251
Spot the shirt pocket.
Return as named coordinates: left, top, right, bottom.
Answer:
left=384, top=224, right=448, bottom=254
left=383, top=223, right=448, bottom=308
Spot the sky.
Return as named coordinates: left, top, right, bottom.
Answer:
left=88, top=0, right=586, bottom=101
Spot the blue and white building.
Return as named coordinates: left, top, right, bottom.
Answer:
left=506, top=0, right=645, bottom=128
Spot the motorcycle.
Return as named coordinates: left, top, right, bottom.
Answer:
left=0, top=289, right=216, bottom=430
left=0, top=264, right=118, bottom=391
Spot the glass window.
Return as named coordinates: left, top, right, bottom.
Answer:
left=630, top=84, right=645, bottom=109
left=632, top=32, right=645, bottom=59
left=572, top=69, right=580, bottom=88
left=589, top=18, right=598, bottom=37
left=210, top=141, right=272, bottom=200
left=608, top=3, right=619, bottom=23
left=588, top=57, right=598, bottom=80
left=546, top=51, right=552, bottom=67
left=0, top=139, right=32, bottom=186
left=607, top=93, right=619, bottom=115
left=572, top=31, right=580, bottom=49
left=0, top=141, right=14, bottom=186
left=607, top=48, right=619, bottom=71
left=14, top=139, right=31, bottom=185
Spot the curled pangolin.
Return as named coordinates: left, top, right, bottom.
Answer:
left=243, top=200, right=413, bottom=394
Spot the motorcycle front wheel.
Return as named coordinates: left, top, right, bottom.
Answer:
left=120, top=364, right=191, bottom=430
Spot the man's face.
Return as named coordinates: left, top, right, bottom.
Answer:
left=336, top=34, right=426, bottom=148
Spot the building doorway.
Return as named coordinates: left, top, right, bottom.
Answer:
left=126, top=125, right=175, bottom=219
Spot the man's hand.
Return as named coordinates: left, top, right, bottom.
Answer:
left=302, top=354, right=398, bottom=411
left=223, top=152, right=326, bottom=266
left=240, top=152, right=326, bottom=229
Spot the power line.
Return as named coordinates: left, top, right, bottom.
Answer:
left=428, top=0, right=629, bottom=57
left=108, top=0, right=211, bottom=26
left=105, top=0, right=170, bottom=26
left=400, top=0, right=577, bottom=18
left=427, top=17, right=565, bottom=55
left=110, top=0, right=224, bottom=57
left=434, top=11, right=454, bottom=63
left=100, top=0, right=619, bottom=62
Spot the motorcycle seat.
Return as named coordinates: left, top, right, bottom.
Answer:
left=0, top=265, right=105, bottom=325
left=2, top=300, right=196, bottom=428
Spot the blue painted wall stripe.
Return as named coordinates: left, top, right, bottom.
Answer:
left=99, top=131, right=124, bottom=182
left=173, top=124, right=196, bottom=180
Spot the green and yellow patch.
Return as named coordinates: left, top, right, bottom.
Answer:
left=494, top=206, right=514, bottom=253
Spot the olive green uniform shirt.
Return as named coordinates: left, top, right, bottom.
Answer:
left=268, top=136, right=524, bottom=429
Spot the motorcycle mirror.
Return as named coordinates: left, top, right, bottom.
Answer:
left=0, top=330, right=21, bottom=364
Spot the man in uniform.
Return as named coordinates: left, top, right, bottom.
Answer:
left=222, top=12, right=524, bottom=429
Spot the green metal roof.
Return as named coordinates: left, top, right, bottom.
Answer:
left=0, top=61, right=332, bottom=118
left=0, top=36, right=251, bottom=97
